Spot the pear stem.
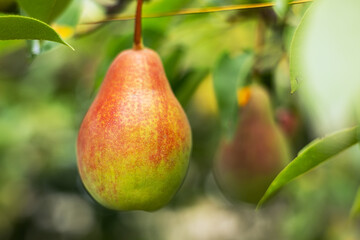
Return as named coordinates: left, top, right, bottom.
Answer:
left=134, top=0, right=143, bottom=50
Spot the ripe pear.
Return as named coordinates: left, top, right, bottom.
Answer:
left=214, top=85, right=289, bottom=204
left=77, top=48, right=192, bottom=211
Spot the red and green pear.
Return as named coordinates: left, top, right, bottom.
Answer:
left=214, top=85, right=289, bottom=204
left=77, top=48, right=192, bottom=211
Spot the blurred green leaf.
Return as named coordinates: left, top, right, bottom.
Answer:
left=31, top=0, right=81, bottom=54
left=93, top=34, right=133, bottom=92
left=350, top=186, right=360, bottom=219
left=16, top=0, right=72, bottom=23
left=163, top=47, right=185, bottom=86
left=213, top=51, right=254, bottom=139
left=289, top=0, right=360, bottom=137
left=273, top=0, right=290, bottom=19
left=0, top=40, right=25, bottom=57
left=56, top=0, right=81, bottom=27
left=258, top=126, right=359, bottom=207
left=175, top=69, right=209, bottom=107
left=289, top=3, right=313, bottom=93
left=0, top=15, right=73, bottom=49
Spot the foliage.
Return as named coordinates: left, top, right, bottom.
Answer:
left=17, top=0, right=72, bottom=24
left=213, top=51, right=254, bottom=139
left=258, top=126, right=359, bottom=206
left=0, top=15, right=72, bottom=49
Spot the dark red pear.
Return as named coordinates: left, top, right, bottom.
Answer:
left=214, top=84, right=289, bottom=204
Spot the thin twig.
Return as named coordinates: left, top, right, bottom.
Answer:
left=133, top=0, right=143, bottom=49
left=82, top=0, right=312, bottom=25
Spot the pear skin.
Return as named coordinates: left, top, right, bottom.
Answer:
left=77, top=48, right=192, bottom=211
left=214, top=85, right=289, bottom=204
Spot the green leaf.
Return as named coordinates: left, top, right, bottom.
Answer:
left=0, top=15, right=73, bottom=50
left=56, top=0, right=81, bottom=27
left=16, top=0, right=72, bottom=23
left=289, top=4, right=313, bottom=93
left=213, top=51, right=254, bottom=139
left=350, top=186, right=360, bottom=219
left=175, top=69, right=209, bottom=107
left=0, top=40, right=25, bottom=57
left=32, top=0, right=81, bottom=54
left=273, top=0, right=290, bottom=19
left=258, top=126, right=359, bottom=207
left=289, top=0, right=360, bottom=95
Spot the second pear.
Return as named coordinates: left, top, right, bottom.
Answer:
left=214, top=85, right=289, bottom=204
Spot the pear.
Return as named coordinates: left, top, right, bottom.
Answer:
left=77, top=48, right=192, bottom=211
left=214, top=85, right=289, bottom=204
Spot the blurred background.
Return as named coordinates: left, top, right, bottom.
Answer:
left=0, top=0, right=360, bottom=239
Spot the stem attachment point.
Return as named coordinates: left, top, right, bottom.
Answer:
left=134, top=0, right=143, bottom=50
